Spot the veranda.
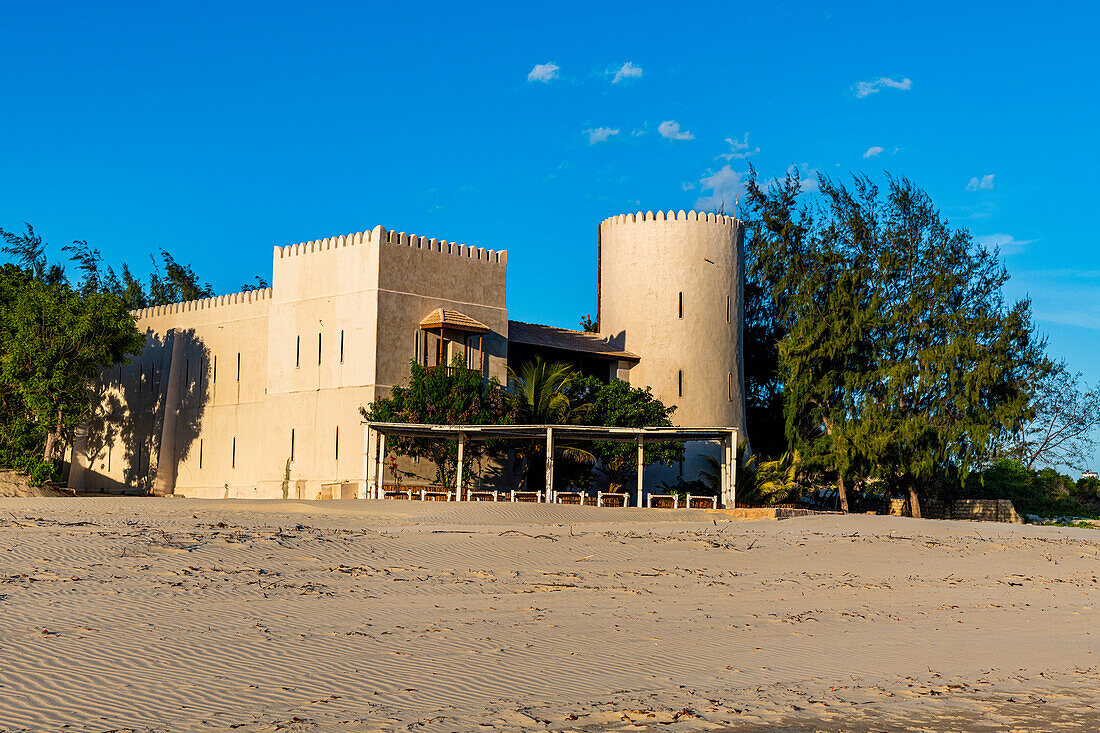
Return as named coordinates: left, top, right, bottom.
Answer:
left=362, top=422, right=738, bottom=508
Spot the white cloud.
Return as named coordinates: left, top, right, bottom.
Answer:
left=974, top=233, right=1034, bottom=256
left=863, top=146, right=885, bottom=158
left=966, top=174, right=995, bottom=191
left=612, top=62, right=643, bottom=83
left=658, top=120, right=693, bottom=141
left=854, top=76, right=912, bottom=98
left=1007, top=269, right=1100, bottom=330
left=694, top=165, right=744, bottom=211
left=756, top=163, right=819, bottom=193
left=718, top=134, right=759, bottom=160
left=585, top=127, right=619, bottom=145
left=681, top=182, right=696, bottom=191
left=527, top=63, right=559, bottom=83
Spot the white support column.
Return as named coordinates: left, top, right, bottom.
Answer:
left=456, top=433, right=465, bottom=498
left=720, top=438, right=728, bottom=509
left=544, top=427, right=554, bottom=503
left=636, top=435, right=644, bottom=508
left=362, top=425, right=373, bottom=499
left=376, top=432, right=386, bottom=499
left=729, top=429, right=737, bottom=509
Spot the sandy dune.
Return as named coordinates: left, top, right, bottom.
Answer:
left=0, top=498, right=1098, bottom=732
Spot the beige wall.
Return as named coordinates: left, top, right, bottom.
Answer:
left=598, top=210, right=745, bottom=487
left=73, top=225, right=508, bottom=500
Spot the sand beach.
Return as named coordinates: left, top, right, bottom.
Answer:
left=1, top=498, right=1098, bottom=731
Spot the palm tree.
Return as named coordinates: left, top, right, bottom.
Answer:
left=699, top=442, right=801, bottom=506
left=508, top=357, right=589, bottom=424
left=507, top=357, right=593, bottom=489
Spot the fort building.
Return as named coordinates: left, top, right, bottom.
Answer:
left=67, top=211, right=745, bottom=500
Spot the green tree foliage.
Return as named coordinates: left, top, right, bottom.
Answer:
left=744, top=171, right=1043, bottom=516
left=579, top=314, right=598, bottom=333
left=147, top=250, right=213, bottom=305
left=566, top=376, right=683, bottom=492
left=508, top=357, right=592, bottom=489
left=0, top=264, right=143, bottom=481
left=360, top=357, right=514, bottom=489
left=0, top=223, right=215, bottom=485
left=509, top=358, right=590, bottom=424
left=241, top=275, right=270, bottom=292
left=964, top=459, right=1099, bottom=518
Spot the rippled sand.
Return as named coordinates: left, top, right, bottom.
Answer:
left=0, top=498, right=1098, bottom=731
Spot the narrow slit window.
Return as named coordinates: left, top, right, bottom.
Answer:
left=335, top=426, right=340, bottom=461
left=296, top=336, right=300, bottom=368
left=213, top=355, right=217, bottom=384
left=236, top=353, right=241, bottom=382
left=107, top=446, right=111, bottom=472
left=678, top=292, right=683, bottom=319
left=678, top=369, right=683, bottom=397
left=726, top=296, right=730, bottom=323
left=728, top=372, right=733, bottom=401
left=318, top=332, right=322, bottom=365
left=199, top=439, right=203, bottom=469
left=340, top=330, right=345, bottom=363
left=232, top=437, right=236, bottom=468
left=290, top=429, right=295, bottom=462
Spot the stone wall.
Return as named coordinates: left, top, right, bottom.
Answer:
left=885, top=498, right=1023, bottom=523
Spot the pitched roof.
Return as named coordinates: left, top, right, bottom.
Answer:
left=419, top=308, right=490, bottom=333
left=507, top=320, right=640, bottom=361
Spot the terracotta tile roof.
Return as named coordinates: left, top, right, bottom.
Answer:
left=419, top=308, right=490, bottom=333
left=507, top=320, right=640, bottom=361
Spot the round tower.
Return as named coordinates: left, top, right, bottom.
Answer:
left=598, top=210, right=745, bottom=487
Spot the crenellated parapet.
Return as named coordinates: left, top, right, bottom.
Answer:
left=131, top=287, right=273, bottom=320
left=274, top=225, right=506, bottom=265
left=599, top=210, right=741, bottom=228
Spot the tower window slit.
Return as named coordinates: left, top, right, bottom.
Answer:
left=213, top=355, right=217, bottom=384
left=678, top=292, right=683, bottom=319
left=318, top=333, right=322, bottom=365
left=340, top=330, right=345, bottom=363
left=726, top=296, right=730, bottom=323
left=335, top=426, right=340, bottom=461
left=232, top=437, right=236, bottom=468
left=236, top=353, right=241, bottom=382
left=199, top=439, right=203, bottom=469
left=296, top=336, right=300, bottom=368
left=290, top=429, right=295, bottom=462
left=678, top=369, right=683, bottom=397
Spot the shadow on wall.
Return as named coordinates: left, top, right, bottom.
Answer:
left=83, top=328, right=209, bottom=494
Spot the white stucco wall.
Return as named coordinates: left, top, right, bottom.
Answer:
left=598, top=210, right=745, bottom=487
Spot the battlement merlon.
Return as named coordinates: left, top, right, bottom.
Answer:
left=131, top=287, right=273, bottom=320
left=599, top=210, right=743, bottom=229
left=273, top=225, right=507, bottom=266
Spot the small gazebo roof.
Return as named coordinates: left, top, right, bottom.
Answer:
left=419, top=308, right=491, bottom=334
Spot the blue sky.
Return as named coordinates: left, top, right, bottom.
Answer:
left=2, top=1, right=1097, bottom=467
